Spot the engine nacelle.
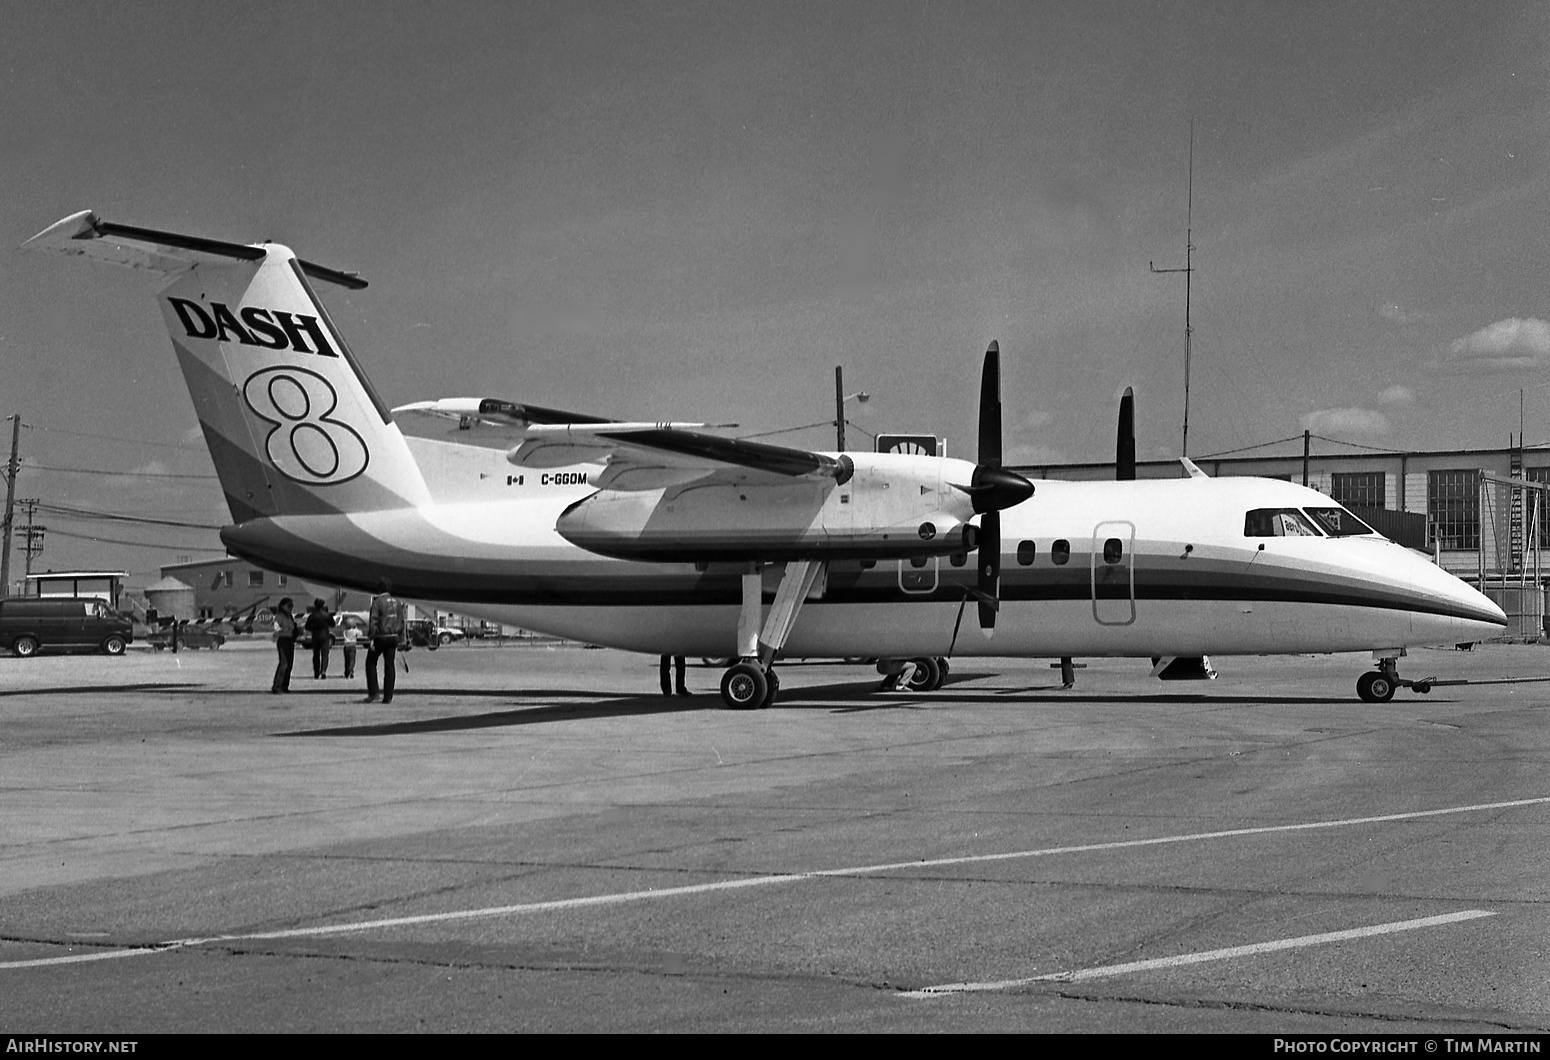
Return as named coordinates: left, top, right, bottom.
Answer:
left=556, top=473, right=982, bottom=563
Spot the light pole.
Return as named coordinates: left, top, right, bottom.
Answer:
left=833, top=366, right=870, bottom=451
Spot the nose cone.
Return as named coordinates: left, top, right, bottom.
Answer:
left=971, top=466, right=1035, bottom=514
left=1406, top=551, right=1508, bottom=642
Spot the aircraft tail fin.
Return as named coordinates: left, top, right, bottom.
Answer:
left=24, top=211, right=430, bottom=523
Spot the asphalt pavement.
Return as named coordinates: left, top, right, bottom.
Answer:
left=1, top=639, right=1547, bottom=1032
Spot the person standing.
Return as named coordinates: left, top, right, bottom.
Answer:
left=364, top=579, right=406, bottom=704
left=271, top=598, right=299, bottom=694
left=305, top=598, right=335, bottom=679
left=659, top=654, right=688, bottom=696
left=340, top=620, right=361, bottom=679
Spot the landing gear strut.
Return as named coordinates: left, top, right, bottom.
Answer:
left=719, top=562, right=820, bottom=710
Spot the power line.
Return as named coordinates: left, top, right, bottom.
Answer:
left=23, top=462, right=219, bottom=481
left=1306, top=434, right=1416, bottom=455
left=29, top=424, right=205, bottom=452
left=34, top=502, right=225, bottom=531
left=43, top=526, right=226, bottom=551
left=1196, top=434, right=1307, bottom=459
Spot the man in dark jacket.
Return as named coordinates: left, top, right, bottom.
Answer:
left=364, top=579, right=406, bottom=704
left=304, top=598, right=335, bottom=679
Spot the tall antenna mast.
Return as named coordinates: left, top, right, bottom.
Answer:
left=1150, top=121, right=1195, bottom=457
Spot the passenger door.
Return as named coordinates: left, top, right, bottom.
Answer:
left=1091, top=521, right=1135, bottom=625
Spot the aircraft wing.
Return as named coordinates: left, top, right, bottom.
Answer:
left=395, top=397, right=847, bottom=491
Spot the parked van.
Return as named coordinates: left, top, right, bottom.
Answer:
left=0, top=598, right=134, bottom=657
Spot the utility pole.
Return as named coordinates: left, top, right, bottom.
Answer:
left=20, top=499, right=44, bottom=579
left=1, top=415, right=20, bottom=598
left=1150, top=121, right=1196, bottom=458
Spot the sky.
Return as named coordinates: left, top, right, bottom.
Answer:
left=3, top=0, right=1549, bottom=579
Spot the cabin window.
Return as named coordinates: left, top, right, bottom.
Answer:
left=949, top=551, right=967, bottom=567
left=860, top=559, right=876, bottom=570
left=909, top=555, right=928, bottom=569
left=1103, top=538, right=1123, bottom=564
left=1304, top=507, right=1375, bottom=537
left=1244, top=509, right=1322, bottom=537
left=1051, top=539, right=1070, bottom=565
left=1016, top=540, right=1036, bottom=565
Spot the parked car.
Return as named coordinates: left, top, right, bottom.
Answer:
left=404, top=619, right=441, bottom=650
left=402, top=620, right=466, bottom=648
left=432, top=625, right=467, bottom=646
left=0, top=597, right=134, bottom=657
left=145, top=624, right=226, bottom=651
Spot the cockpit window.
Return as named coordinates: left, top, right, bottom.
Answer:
left=1303, top=507, right=1375, bottom=537
left=1244, top=508, right=1322, bottom=537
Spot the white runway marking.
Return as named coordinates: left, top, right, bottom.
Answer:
left=3, top=795, right=1542, bottom=970
left=901, top=910, right=1498, bottom=996
left=0, top=946, right=182, bottom=969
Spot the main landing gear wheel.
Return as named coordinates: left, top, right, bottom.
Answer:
left=720, top=662, right=768, bottom=710
left=1357, top=671, right=1396, bottom=703
left=903, top=656, right=942, bottom=692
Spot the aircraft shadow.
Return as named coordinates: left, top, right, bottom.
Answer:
left=797, top=673, right=1364, bottom=708
left=280, top=691, right=710, bottom=736
left=0, top=682, right=201, bottom=698
left=278, top=674, right=1371, bottom=734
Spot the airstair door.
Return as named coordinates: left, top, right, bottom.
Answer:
left=1091, top=520, right=1135, bottom=625
left=898, top=556, right=939, bottom=594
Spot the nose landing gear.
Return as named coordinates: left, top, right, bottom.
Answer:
left=1356, top=668, right=1397, bottom=703
left=1357, top=650, right=1435, bottom=703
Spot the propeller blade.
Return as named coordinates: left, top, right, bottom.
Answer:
left=978, top=509, right=999, bottom=633
left=1116, top=386, right=1135, bottom=481
left=979, top=341, right=1001, bottom=468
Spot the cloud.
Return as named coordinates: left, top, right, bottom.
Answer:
left=1444, top=318, right=1550, bottom=371
left=1376, top=385, right=1415, bottom=407
left=1004, top=442, right=1068, bottom=466
left=1299, top=408, right=1391, bottom=436
left=1377, top=302, right=1430, bottom=326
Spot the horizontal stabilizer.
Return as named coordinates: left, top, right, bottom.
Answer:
left=23, top=210, right=367, bottom=289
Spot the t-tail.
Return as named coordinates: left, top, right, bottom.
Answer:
left=23, top=211, right=430, bottom=523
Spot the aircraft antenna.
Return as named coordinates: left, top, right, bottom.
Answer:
left=1149, top=121, right=1195, bottom=458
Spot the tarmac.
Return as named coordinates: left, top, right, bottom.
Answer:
left=1, top=638, right=1548, bottom=1033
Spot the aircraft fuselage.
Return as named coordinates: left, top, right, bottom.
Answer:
left=218, top=436, right=1503, bottom=659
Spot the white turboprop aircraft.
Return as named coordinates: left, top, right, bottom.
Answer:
left=24, top=211, right=1506, bottom=707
